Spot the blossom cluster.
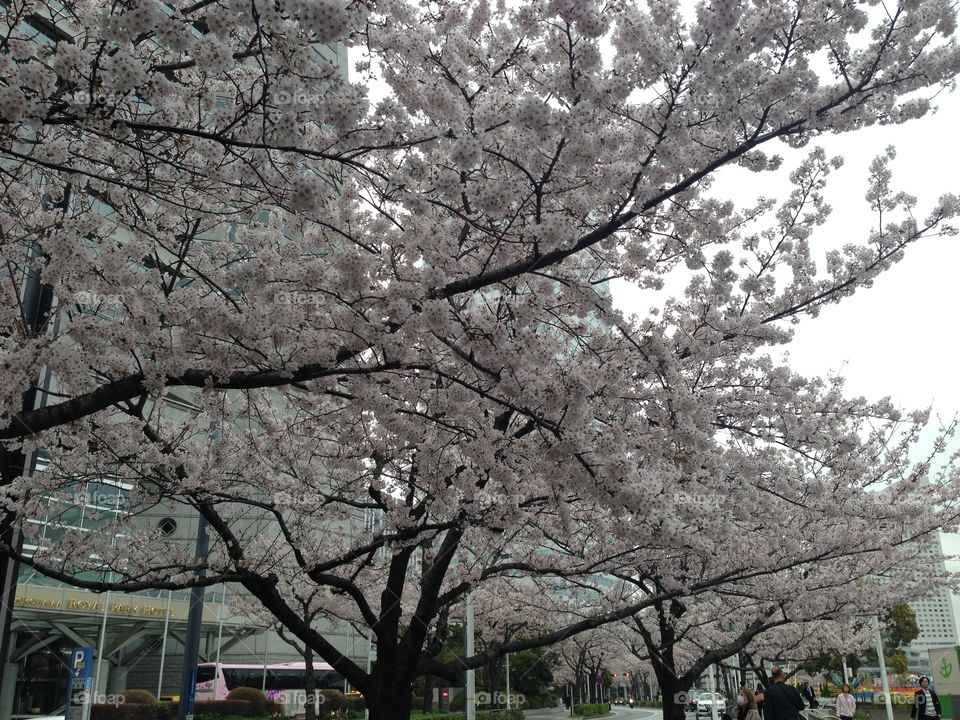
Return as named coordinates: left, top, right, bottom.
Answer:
left=1, top=0, right=960, bottom=712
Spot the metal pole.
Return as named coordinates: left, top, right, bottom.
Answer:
left=364, top=631, right=373, bottom=720
left=506, top=653, right=511, bottom=710
left=842, top=659, right=849, bottom=684
left=157, top=590, right=173, bottom=698
left=92, top=589, right=112, bottom=702
left=93, top=486, right=123, bottom=703
left=177, top=515, right=209, bottom=720
left=708, top=664, right=719, bottom=720
left=875, top=617, right=894, bottom=720
left=262, top=630, right=269, bottom=691
left=178, top=422, right=219, bottom=720
left=212, top=586, right=227, bottom=700
left=466, top=594, right=476, bottom=720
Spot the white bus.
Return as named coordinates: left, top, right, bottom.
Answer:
left=195, top=661, right=350, bottom=715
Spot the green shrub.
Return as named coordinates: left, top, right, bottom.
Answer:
left=406, top=710, right=522, bottom=720
left=574, top=703, right=611, bottom=717
left=121, top=690, right=159, bottom=706
left=519, top=694, right=557, bottom=709
left=194, top=699, right=256, bottom=716
left=321, top=689, right=349, bottom=715
left=226, top=687, right=267, bottom=715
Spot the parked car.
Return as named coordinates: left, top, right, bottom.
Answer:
left=696, top=692, right=726, bottom=717
left=686, top=690, right=703, bottom=712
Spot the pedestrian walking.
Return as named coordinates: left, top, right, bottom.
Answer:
left=836, top=683, right=856, bottom=720
left=911, top=677, right=941, bottom=720
left=755, top=685, right=766, bottom=719
left=734, top=687, right=762, bottom=720
left=761, top=668, right=805, bottom=720
left=803, top=683, right=819, bottom=709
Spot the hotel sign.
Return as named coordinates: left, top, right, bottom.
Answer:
left=12, top=584, right=222, bottom=622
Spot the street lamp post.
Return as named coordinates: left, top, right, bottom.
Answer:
left=177, top=515, right=209, bottom=720
left=708, top=664, right=719, bottom=720
left=156, top=589, right=173, bottom=698
left=875, top=616, right=894, bottom=720
left=466, top=594, right=476, bottom=720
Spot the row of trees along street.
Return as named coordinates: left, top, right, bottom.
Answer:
left=3, top=1, right=960, bottom=719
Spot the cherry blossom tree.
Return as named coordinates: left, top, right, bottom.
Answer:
left=4, top=1, right=960, bottom=720
left=557, top=630, right=614, bottom=705
left=610, top=489, right=957, bottom=720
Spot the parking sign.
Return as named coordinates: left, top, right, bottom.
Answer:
left=65, top=647, right=93, bottom=720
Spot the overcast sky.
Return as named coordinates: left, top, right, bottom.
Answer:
left=611, top=87, right=960, bottom=572
left=353, top=16, right=960, bottom=565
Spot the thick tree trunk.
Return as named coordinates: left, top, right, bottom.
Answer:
left=423, top=674, right=434, bottom=713
left=304, top=646, right=317, bottom=720
left=367, top=662, right=416, bottom=720
left=487, top=660, right=503, bottom=708
left=654, top=672, right=691, bottom=720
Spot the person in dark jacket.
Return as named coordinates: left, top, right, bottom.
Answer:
left=911, top=677, right=941, bottom=720
left=762, top=668, right=805, bottom=720
left=803, top=684, right=819, bottom=709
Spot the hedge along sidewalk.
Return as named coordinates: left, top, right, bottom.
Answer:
left=573, top=703, right=612, bottom=717
left=414, top=710, right=525, bottom=720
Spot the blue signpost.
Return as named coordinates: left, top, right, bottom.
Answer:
left=65, top=647, right=93, bottom=720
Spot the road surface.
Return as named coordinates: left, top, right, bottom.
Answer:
left=523, top=706, right=666, bottom=720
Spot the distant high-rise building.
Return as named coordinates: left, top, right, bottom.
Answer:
left=904, top=535, right=958, bottom=674
left=871, top=536, right=957, bottom=676
left=848, top=536, right=957, bottom=677
left=906, top=584, right=957, bottom=674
